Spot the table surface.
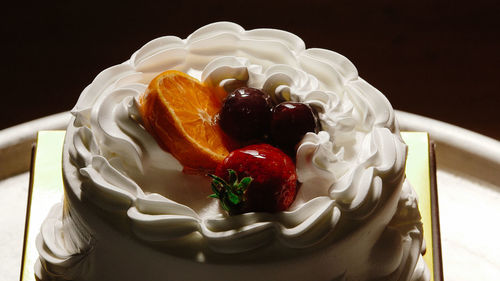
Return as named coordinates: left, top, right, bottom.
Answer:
left=1, top=111, right=499, bottom=281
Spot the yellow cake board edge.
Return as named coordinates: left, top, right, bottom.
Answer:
left=21, top=130, right=439, bottom=281
left=401, top=132, right=435, bottom=281
left=21, top=131, right=66, bottom=281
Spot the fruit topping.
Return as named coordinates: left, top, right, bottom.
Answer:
left=217, top=87, right=272, bottom=141
left=270, top=102, right=319, bottom=154
left=139, top=70, right=231, bottom=171
left=209, top=144, right=297, bottom=214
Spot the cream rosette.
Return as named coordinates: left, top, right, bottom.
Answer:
left=64, top=22, right=411, bottom=257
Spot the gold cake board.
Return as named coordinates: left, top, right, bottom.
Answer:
left=20, top=131, right=443, bottom=281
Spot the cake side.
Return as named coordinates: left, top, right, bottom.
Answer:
left=34, top=125, right=424, bottom=281
left=35, top=22, right=429, bottom=281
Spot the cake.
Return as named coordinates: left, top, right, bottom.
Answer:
left=35, top=22, right=429, bottom=281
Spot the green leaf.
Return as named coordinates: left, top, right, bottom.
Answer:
left=228, top=191, right=240, bottom=205
left=207, top=169, right=252, bottom=215
left=228, top=169, right=237, bottom=185
left=220, top=200, right=230, bottom=212
left=210, top=182, right=221, bottom=196
left=238, top=177, right=252, bottom=190
left=207, top=173, right=219, bottom=181
left=211, top=178, right=224, bottom=188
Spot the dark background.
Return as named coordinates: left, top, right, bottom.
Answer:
left=2, top=0, right=499, bottom=139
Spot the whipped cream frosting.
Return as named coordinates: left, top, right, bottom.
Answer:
left=37, top=22, right=427, bottom=281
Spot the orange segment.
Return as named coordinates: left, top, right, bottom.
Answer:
left=139, top=70, right=231, bottom=171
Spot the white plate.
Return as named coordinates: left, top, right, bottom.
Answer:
left=396, top=111, right=500, bottom=281
left=0, top=111, right=499, bottom=281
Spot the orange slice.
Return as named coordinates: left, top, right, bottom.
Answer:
left=139, top=70, right=231, bottom=171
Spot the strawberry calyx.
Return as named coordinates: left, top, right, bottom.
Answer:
left=208, top=169, right=252, bottom=215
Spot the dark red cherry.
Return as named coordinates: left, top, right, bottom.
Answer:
left=218, top=87, right=272, bottom=141
left=270, top=102, right=319, bottom=153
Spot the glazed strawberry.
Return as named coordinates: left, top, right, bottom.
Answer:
left=209, top=144, right=297, bottom=215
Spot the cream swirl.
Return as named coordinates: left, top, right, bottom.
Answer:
left=35, top=203, right=93, bottom=280
left=65, top=22, right=423, bottom=279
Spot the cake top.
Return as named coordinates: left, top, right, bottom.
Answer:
left=69, top=22, right=408, bottom=256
